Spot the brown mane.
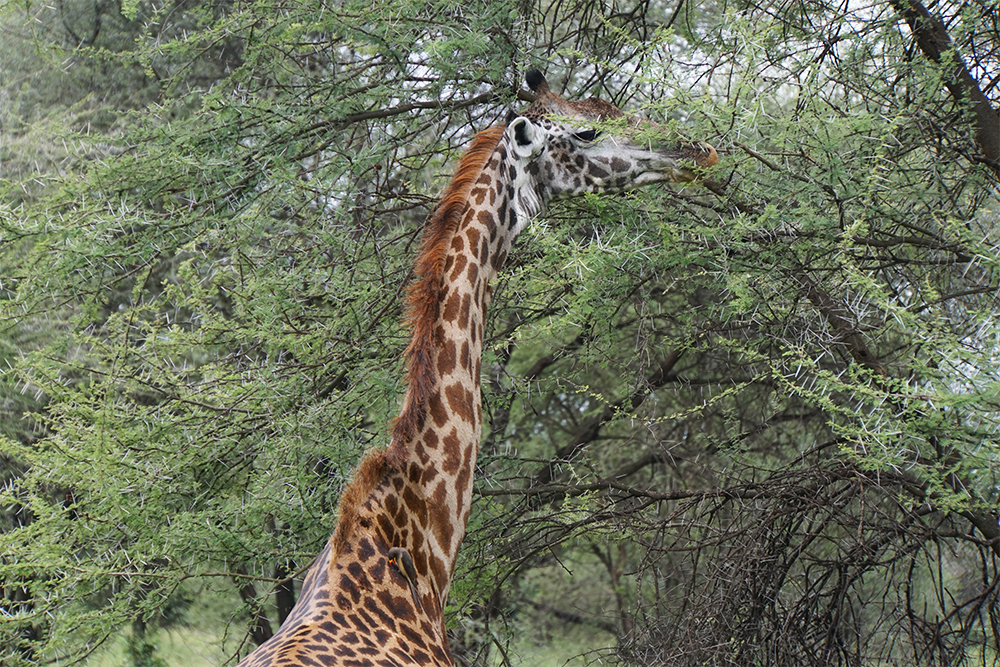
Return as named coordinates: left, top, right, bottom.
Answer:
left=331, top=125, right=505, bottom=555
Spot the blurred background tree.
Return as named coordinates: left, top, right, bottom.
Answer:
left=1, top=0, right=998, bottom=665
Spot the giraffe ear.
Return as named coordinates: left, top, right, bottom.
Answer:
left=507, top=116, right=545, bottom=159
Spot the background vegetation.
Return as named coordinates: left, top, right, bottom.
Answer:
left=1, top=0, right=998, bottom=665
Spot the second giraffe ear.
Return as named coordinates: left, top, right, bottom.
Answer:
left=507, top=117, right=545, bottom=159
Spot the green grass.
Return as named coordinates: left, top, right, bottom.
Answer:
left=494, top=622, right=617, bottom=667
left=84, top=627, right=230, bottom=667
left=81, top=622, right=615, bottom=667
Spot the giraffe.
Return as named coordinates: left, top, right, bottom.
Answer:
left=235, top=70, right=718, bottom=667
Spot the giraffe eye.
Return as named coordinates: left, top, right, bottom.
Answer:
left=573, top=129, right=600, bottom=143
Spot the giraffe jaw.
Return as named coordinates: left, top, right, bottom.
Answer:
left=584, top=138, right=719, bottom=188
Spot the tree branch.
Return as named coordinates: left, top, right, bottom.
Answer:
left=234, top=567, right=274, bottom=646
left=890, top=0, right=1000, bottom=179
left=530, top=350, right=682, bottom=490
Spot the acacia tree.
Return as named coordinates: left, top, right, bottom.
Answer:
left=1, top=0, right=998, bottom=665
left=0, top=0, right=245, bottom=661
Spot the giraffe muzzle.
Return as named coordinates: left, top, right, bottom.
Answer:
left=657, top=141, right=719, bottom=182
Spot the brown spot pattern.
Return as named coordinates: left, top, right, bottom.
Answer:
left=428, top=391, right=448, bottom=427
left=440, top=429, right=461, bottom=475
left=444, top=383, right=473, bottom=423
left=437, top=338, right=456, bottom=375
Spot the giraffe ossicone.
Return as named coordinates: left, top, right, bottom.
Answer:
left=235, top=70, right=717, bottom=667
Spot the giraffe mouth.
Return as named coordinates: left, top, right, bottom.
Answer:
left=655, top=142, right=719, bottom=182
left=679, top=142, right=719, bottom=168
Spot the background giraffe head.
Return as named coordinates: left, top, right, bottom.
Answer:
left=503, top=69, right=718, bottom=223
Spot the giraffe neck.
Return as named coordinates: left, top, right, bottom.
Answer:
left=329, top=125, right=528, bottom=609
left=390, top=126, right=524, bottom=599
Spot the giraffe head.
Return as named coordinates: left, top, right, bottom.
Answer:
left=506, top=70, right=718, bottom=213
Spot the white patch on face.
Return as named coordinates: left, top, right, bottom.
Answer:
left=498, top=130, right=545, bottom=237
left=509, top=160, right=541, bottom=237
